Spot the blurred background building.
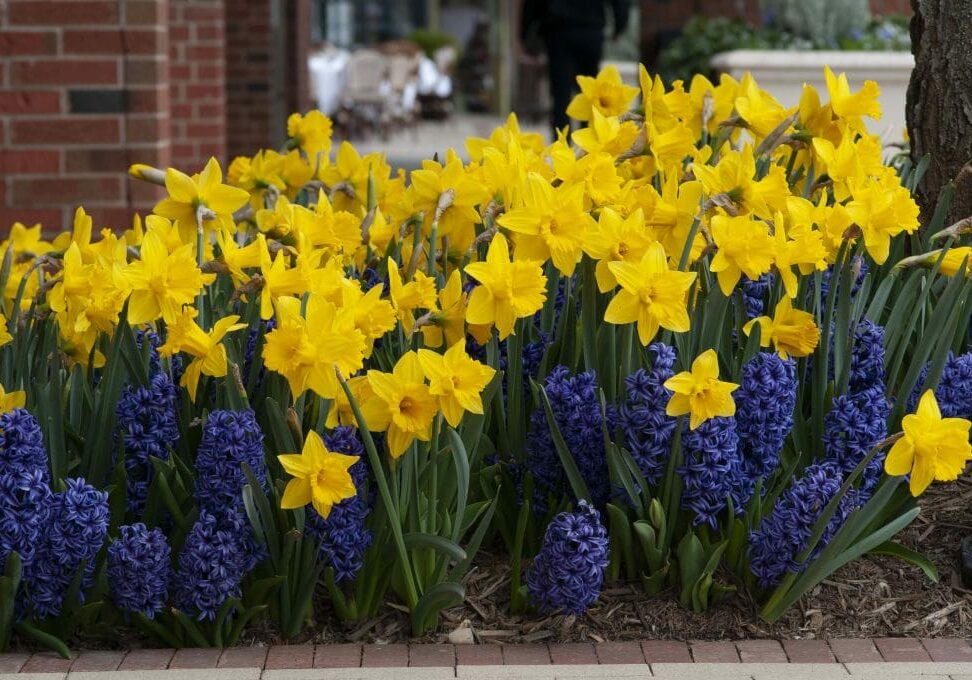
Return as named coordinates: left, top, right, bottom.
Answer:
left=0, top=0, right=912, bottom=231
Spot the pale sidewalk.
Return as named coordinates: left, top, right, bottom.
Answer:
left=5, top=639, right=972, bottom=680
left=7, top=662, right=972, bottom=679
left=334, top=113, right=549, bottom=169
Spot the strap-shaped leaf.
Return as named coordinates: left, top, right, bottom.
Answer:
left=403, top=533, right=467, bottom=562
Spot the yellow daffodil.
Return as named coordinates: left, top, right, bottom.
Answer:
left=549, top=144, right=623, bottom=209
left=572, top=109, right=640, bottom=157
left=410, top=151, right=489, bottom=251
left=367, top=351, right=439, bottom=458
left=692, top=145, right=789, bottom=218
left=0, top=383, right=26, bottom=414
left=256, top=235, right=311, bottom=320
left=343, top=283, right=397, bottom=357
left=287, top=109, right=333, bottom=161
left=743, top=297, right=820, bottom=358
left=885, top=390, right=972, bottom=496
left=709, top=214, right=776, bottom=296
left=387, top=261, right=437, bottom=329
left=326, top=374, right=392, bottom=431
left=734, top=74, right=796, bottom=139
left=824, top=66, right=882, bottom=127
left=566, top=65, right=640, bottom=122
left=418, top=341, right=496, bottom=427
left=923, top=247, right=972, bottom=277
left=583, top=208, right=655, bottom=292
left=421, top=269, right=468, bottom=348
left=604, top=242, right=697, bottom=345
left=158, top=309, right=246, bottom=401
left=278, top=430, right=358, bottom=518
left=498, top=172, right=593, bottom=275
left=153, top=157, right=250, bottom=244
left=664, top=349, right=739, bottom=430
left=846, top=172, right=920, bottom=264
left=464, top=234, right=547, bottom=340
left=123, top=230, right=210, bottom=325
left=262, top=295, right=365, bottom=400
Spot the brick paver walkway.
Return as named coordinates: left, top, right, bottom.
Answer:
left=1, top=639, right=971, bottom=679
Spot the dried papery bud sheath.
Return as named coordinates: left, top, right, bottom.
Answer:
left=433, top=188, right=455, bottom=224
left=931, top=215, right=972, bottom=243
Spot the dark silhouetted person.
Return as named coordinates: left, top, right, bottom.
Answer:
left=521, top=0, right=630, bottom=138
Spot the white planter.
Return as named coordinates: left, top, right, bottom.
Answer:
left=711, top=49, right=914, bottom=141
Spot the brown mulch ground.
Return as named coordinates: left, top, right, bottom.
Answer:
left=301, top=475, right=972, bottom=645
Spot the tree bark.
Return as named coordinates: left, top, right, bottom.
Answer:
left=906, top=0, right=972, bottom=224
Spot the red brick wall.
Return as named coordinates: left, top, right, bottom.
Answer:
left=225, top=0, right=273, bottom=159
left=168, top=0, right=226, bottom=173
left=0, top=0, right=312, bottom=233
left=0, top=0, right=170, bottom=230
left=224, top=0, right=312, bottom=160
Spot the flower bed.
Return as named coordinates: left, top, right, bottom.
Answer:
left=2, top=63, right=972, bottom=655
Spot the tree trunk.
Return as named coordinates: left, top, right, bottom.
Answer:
left=906, top=0, right=972, bottom=224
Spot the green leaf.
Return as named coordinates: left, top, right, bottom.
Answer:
left=14, top=623, right=71, bottom=659
left=411, top=581, right=464, bottom=635
left=538, top=384, right=592, bottom=502
left=403, top=533, right=467, bottom=562
left=869, top=541, right=939, bottom=582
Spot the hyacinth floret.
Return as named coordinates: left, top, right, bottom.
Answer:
left=619, top=343, right=678, bottom=484
left=749, top=461, right=857, bottom=587
left=848, top=319, right=885, bottom=391
left=0, top=408, right=48, bottom=481
left=304, top=426, right=373, bottom=582
left=173, top=508, right=249, bottom=621
left=734, top=353, right=797, bottom=497
left=26, top=477, right=109, bottom=618
left=823, top=383, right=889, bottom=494
left=678, top=416, right=743, bottom=527
left=107, top=523, right=171, bottom=618
left=908, top=352, right=972, bottom=419
left=740, top=273, right=773, bottom=319
left=195, top=409, right=268, bottom=513
left=114, top=371, right=180, bottom=514
left=526, top=366, right=612, bottom=512
left=0, top=468, right=51, bottom=568
left=526, top=500, right=609, bottom=615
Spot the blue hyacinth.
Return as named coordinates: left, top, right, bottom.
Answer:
left=114, top=371, right=180, bottom=515
left=824, top=320, right=889, bottom=496
left=172, top=508, right=249, bottom=621
left=735, top=353, right=797, bottom=499
left=26, top=478, right=109, bottom=618
left=740, top=273, right=773, bottom=318
left=908, top=352, right=972, bottom=419
left=527, top=500, right=609, bottom=615
left=678, top=416, right=743, bottom=528
left=195, top=409, right=268, bottom=514
left=848, top=320, right=885, bottom=391
left=107, top=523, right=171, bottom=618
left=194, top=409, right=268, bottom=572
left=749, top=461, right=858, bottom=588
left=305, top=427, right=373, bottom=582
left=0, top=409, right=48, bottom=482
left=526, top=367, right=612, bottom=512
left=823, top=384, right=889, bottom=495
left=0, top=469, right=51, bottom=569
left=618, top=343, right=678, bottom=485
